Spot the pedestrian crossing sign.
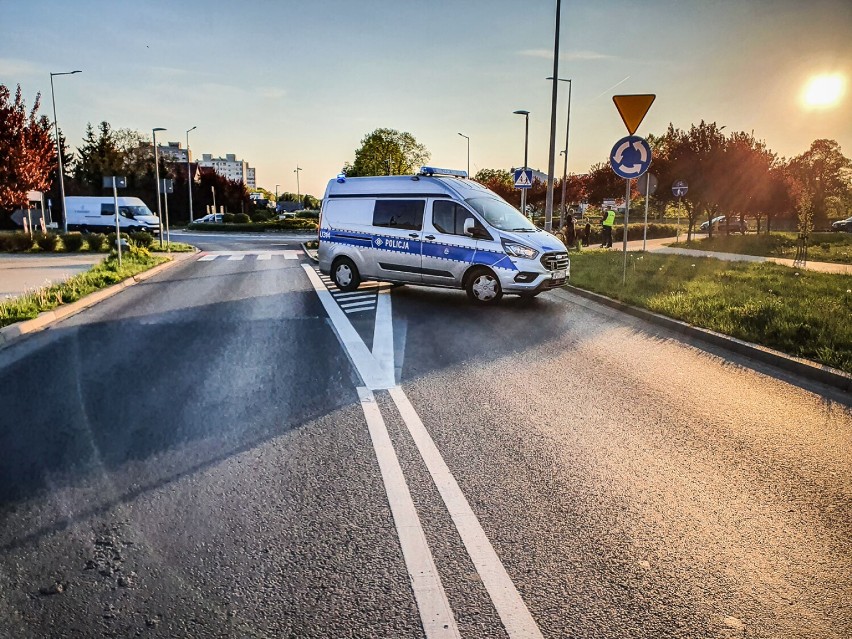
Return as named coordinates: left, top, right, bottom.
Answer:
left=513, top=168, right=533, bottom=189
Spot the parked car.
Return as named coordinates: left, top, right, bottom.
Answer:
left=193, top=213, right=223, bottom=223
left=831, top=216, right=852, bottom=232
left=699, top=215, right=726, bottom=231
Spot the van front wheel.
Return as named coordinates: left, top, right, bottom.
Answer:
left=332, top=257, right=360, bottom=292
left=465, top=267, right=502, bottom=305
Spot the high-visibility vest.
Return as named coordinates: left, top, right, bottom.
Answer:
left=603, top=210, right=616, bottom=227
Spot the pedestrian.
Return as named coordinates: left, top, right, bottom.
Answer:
left=582, top=222, right=591, bottom=248
left=565, top=214, right=576, bottom=249
left=601, top=207, right=616, bottom=248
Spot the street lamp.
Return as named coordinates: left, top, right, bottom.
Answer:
left=547, top=76, right=572, bottom=225
left=186, top=126, right=196, bottom=222
left=513, top=110, right=530, bottom=217
left=543, top=0, right=563, bottom=232
left=49, top=70, right=81, bottom=233
left=153, top=127, right=166, bottom=247
left=294, top=165, right=302, bottom=206
left=458, top=132, right=470, bottom=177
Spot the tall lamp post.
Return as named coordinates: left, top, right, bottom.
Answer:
left=153, top=127, right=166, bottom=247
left=544, top=0, right=563, bottom=232
left=294, top=165, right=302, bottom=207
left=457, top=132, right=470, bottom=177
left=50, top=70, right=81, bottom=233
left=547, top=76, right=572, bottom=225
left=513, top=110, right=530, bottom=217
left=186, top=126, right=196, bottom=222
left=275, top=184, right=280, bottom=212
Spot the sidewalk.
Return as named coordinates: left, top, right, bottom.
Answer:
left=0, top=254, right=103, bottom=300
left=618, top=236, right=851, bottom=275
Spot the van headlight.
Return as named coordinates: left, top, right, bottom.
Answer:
left=502, top=239, right=538, bottom=260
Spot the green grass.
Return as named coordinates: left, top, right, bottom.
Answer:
left=0, top=250, right=168, bottom=328
left=569, top=251, right=852, bottom=374
left=673, top=232, right=852, bottom=264
left=150, top=241, right=194, bottom=253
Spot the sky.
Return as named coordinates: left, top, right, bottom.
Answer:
left=2, top=0, right=850, bottom=199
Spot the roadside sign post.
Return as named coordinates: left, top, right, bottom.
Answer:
left=513, top=168, right=533, bottom=218
left=672, top=180, right=688, bottom=243
left=637, top=173, right=658, bottom=252
left=161, top=179, right=175, bottom=252
left=104, top=176, right=127, bottom=266
left=610, top=94, right=656, bottom=284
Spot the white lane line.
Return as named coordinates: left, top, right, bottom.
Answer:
left=389, top=387, right=544, bottom=639
left=257, top=253, right=272, bottom=261
left=197, top=255, right=217, bottom=261
left=358, top=388, right=461, bottom=638
left=372, top=288, right=395, bottom=383
left=345, top=306, right=376, bottom=314
left=227, top=254, right=245, bottom=261
left=334, top=291, right=375, bottom=299
left=302, top=264, right=394, bottom=389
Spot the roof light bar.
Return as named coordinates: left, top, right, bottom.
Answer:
left=418, top=166, right=468, bottom=178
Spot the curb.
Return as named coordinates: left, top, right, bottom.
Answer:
left=0, top=250, right=198, bottom=350
left=554, top=285, right=852, bottom=394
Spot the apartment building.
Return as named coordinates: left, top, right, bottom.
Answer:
left=198, top=153, right=256, bottom=188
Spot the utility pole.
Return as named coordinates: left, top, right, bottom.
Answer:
left=544, top=0, right=562, bottom=232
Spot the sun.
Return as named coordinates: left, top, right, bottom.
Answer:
left=802, top=74, right=846, bottom=108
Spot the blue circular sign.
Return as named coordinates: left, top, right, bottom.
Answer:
left=672, top=179, right=689, bottom=197
left=609, top=135, right=652, bottom=179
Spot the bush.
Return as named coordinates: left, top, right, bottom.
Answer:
left=222, top=213, right=237, bottom=224
left=105, top=232, right=130, bottom=251
left=35, top=232, right=60, bottom=252
left=295, top=210, right=320, bottom=220
left=129, top=231, right=154, bottom=248
left=251, top=210, right=274, bottom=222
left=234, top=213, right=251, bottom=224
left=8, top=232, right=34, bottom=252
left=60, top=232, right=85, bottom=252
left=86, top=233, right=106, bottom=252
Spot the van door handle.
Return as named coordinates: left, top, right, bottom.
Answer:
left=408, top=233, right=419, bottom=238
left=424, top=235, right=435, bottom=240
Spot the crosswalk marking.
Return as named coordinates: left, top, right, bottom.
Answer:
left=228, top=254, right=245, bottom=261
left=196, top=249, right=304, bottom=262
left=257, top=253, right=272, bottom=260
left=340, top=300, right=377, bottom=309
left=198, top=254, right=217, bottom=261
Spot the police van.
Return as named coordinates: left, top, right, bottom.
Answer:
left=318, top=167, right=569, bottom=304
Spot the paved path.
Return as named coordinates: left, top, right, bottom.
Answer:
left=0, top=254, right=103, bottom=299
left=617, top=236, right=852, bottom=274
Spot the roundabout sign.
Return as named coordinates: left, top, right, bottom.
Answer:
left=609, top=135, right=652, bottom=179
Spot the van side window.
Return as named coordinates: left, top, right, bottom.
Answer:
left=432, top=200, right=489, bottom=237
left=101, top=204, right=114, bottom=216
left=373, top=200, right=424, bottom=231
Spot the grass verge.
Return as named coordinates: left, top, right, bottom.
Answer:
left=569, top=251, right=852, bottom=374
left=673, top=232, right=852, bottom=264
left=0, top=249, right=168, bottom=328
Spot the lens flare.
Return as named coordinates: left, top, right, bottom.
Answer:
left=802, top=74, right=845, bottom=108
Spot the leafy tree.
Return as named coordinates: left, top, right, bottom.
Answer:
left=584, top=162, right=624, bottom=207
left=74, top=121, right=124, bottom=190
left=787, top=139, right=852, bottom=228
left=343, top=128, right=430, bottom=177
left=0, top=84, right=55, bottom=215
left=474, top=168, right=519, bottom=207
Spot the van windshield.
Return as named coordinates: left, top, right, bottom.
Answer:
left=465, top=197, right=536, bottom=232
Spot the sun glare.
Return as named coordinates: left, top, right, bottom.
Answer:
left=802, top=74, right=845, bottom=108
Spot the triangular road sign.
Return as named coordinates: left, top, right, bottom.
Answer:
left=514, top=169, right=531, bottom=187
left=612, top=94, right=656, bottom=135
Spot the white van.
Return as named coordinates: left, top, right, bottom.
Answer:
left=318, top=167, right=569, bottom=304
left=65, top=197, right=160, bottom=234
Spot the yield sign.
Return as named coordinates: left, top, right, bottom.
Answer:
left=612, top=94, right=656, bottom=135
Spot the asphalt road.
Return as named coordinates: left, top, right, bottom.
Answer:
left=0, top=233, right=849, bottom=638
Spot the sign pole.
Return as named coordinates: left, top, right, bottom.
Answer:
left=112, top=176, right=121, bottom=267
left=623, top=178, right=630, bottom=285
left=642, top=172, right=650, bottom=252
left=677, top=195, right=682, bottom=243
left=162, top=182, right=171, bottom=253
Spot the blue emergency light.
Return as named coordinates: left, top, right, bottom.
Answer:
left=418, top=166, right=468, bottom=178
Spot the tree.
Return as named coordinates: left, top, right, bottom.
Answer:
left=584, top=162, right=624, bottom=207
left=0, top=84, right=56, bottom=215
left=474, top=168, right=519, bottom=207
left=787, top=139, right=852, bottom=228
left=344, top=128, right=430, bottom=177
left=74, top=121, right=124, bottom=191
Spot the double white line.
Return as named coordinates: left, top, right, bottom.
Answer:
left=302, top=265, right=543, bottom=638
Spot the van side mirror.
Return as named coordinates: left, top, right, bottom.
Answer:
left=463, top=218, right=476, bottom=237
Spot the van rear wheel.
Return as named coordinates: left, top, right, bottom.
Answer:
left=465, top=267, right=502, bottom=305
left=332, top=257, right=360, bottom=292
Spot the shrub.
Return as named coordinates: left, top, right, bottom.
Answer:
left=234, top=213, right=251, bottom=224
left=86, top=233, right=106, bottom=252
left=0, top=235, right=9, bottom=251
left=105, top=232, right=130, bottom=251
left=8, top=232, right=35, bottom=252
left=223, top=213, right=237, bottom=223
left=295, top=210, right=320, bottom=220
left=250, top=210, right=273, bottom=222
left=34, top=232, right=60, bottom=252
left=129, top=231, right=154, bottom=248
left=61, top=232, right=85, bottom=252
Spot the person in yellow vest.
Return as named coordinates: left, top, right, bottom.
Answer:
left=601, top=208, right=616, bottom=248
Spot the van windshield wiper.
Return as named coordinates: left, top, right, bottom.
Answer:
left=510, top=227, right=535, bottom=232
